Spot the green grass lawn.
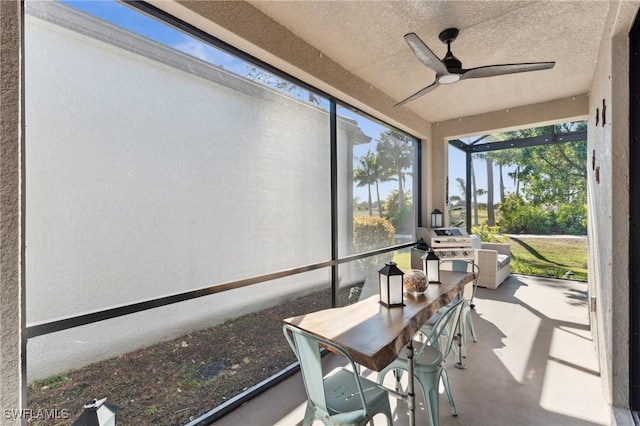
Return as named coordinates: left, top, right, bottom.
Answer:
left=392, top=250, right=411, bottom=270
left=393, top=235, right=588, bottom=281
left=507, top=236, right=588, bottom=281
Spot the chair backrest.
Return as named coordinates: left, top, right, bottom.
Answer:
left=418, top=295, right=465, bottom=358
left=439, top=296, right=465, bottom=360
left=283, top=324, right=368, bottom=419
left=439, top=259, right=480, bottom=304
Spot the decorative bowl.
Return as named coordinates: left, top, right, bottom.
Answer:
left=404, top=269, right=428, bottom=294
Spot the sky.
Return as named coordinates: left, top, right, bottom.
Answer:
left=449, top=143, right=518, bottom=203
left=63, top=0, right=249, bottom=74
left=60, top=0, right=510, bottom=205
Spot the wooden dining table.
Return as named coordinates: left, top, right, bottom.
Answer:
left=284, top=270, right=474, bottom=426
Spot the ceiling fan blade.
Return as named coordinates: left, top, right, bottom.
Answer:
left=404, top=33, right=449, bottom=76
left=395, top=80, right=440, bottom=106
left=462, top=62, right=555, bottom=80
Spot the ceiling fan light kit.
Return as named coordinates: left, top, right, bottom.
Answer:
left=438, top=74, right=460, bottom=84
left=396, top=27, right=555, bottom=106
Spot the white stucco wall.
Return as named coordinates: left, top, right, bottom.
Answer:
left=587, top=3, right=638, bottom=420
left=24, top=5, right=366, bottom=380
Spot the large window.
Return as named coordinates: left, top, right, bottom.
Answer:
left=337, top=105, right=417, bottom=253
left=25, top=1, right=419, bottom=423
left=336, top=105, right=417, bottom=305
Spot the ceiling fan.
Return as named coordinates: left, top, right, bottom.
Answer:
left=396, top=28, right=555, bottom=106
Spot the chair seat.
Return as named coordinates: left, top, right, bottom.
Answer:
left=283, top=324, right=393, bottom=426
left=324, top=367, right=391, bottom=420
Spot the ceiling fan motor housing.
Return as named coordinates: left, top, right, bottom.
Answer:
left=443, top=52, right=462, bottom=72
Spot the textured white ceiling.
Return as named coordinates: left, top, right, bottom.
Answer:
left=246, top=0, right=607, bottom=123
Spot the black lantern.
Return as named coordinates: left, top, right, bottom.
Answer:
left=422, top=250, right=440, bottom=283
left=71, top=398, right=119, bottom=426
left=378, top=262, right=405, bottom=308
left=431, top=209, right=444, bottom=228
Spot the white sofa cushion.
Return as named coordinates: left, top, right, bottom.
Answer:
left=497, top=254, right=510, bottom=270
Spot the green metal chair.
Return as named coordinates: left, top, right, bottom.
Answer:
left=283, top=324, right=393, bottom=426
left=458, top=260, right=480, bottom=360
left=377, top=296, right=465, bottom=426
left=420, top=259, right=480, bottom=366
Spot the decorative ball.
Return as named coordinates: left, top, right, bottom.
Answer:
left=404, top=269, right=428, bottom=294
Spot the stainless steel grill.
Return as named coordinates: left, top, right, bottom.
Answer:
left=413, top=226, right=476, bottom=263
left=433, top=247, right=475, bottom=261
left=429, top=227, right=474, bottom=261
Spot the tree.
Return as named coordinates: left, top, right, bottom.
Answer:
left=353, top=150, right=383, bottom=217
left=515, top=142, right=587, bottom=205
left=452, top=175, right=486, bottom=227
left=486, top=156, right=495, bottom=225
left=472, top=152, right=496, bottom=226
left=475, top=137, right=521, bottom=225
left=492, top=122, right=588, bottom=234
left=384, top=190, right=412, bottom=233
left=245, top=66, right=322, bottom=104
left=486, top=146, right=520, bottom=203
left=455, top=177, right=466, bottom=199
left=376, top=131, right=413, bottom=211
left=493, top=122, right=586, bottom=205
left=509, top=125, right=586, bottom=205
left=455, top=122, right=587, bottom=234
left=468, top=159, right=487, bottom=226
left=353, top=216, right=395, bottom=272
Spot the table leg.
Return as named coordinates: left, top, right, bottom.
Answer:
left=406, top=341, right=415, bottom=426
left=455, top=309, right=467, bottom=369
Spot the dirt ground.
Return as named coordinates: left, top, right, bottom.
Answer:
left=27, top=285, right=355, bottom=425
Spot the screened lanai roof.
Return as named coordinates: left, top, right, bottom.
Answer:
left=449, top=121, right=587, bottom=153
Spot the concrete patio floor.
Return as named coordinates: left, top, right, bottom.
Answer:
left=214, top=274, right=611, bottom=426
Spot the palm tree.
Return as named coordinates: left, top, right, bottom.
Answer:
left=486, top=147, right=520, bottom=203
left=486, top=156, right=495, bottom=225
left=469, top=158, right=487, bottom=226
left=465, top=136, right=490, bottom=226
left=376, top=131, right=413, bottom=211
left=454, top=172, right=485, bottom=227
left=353, top=150, right=383, bottom=216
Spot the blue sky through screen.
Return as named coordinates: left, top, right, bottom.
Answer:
left=449, top=141, right=517, bottom=204
left=63, top=1, right=251, bottom=75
